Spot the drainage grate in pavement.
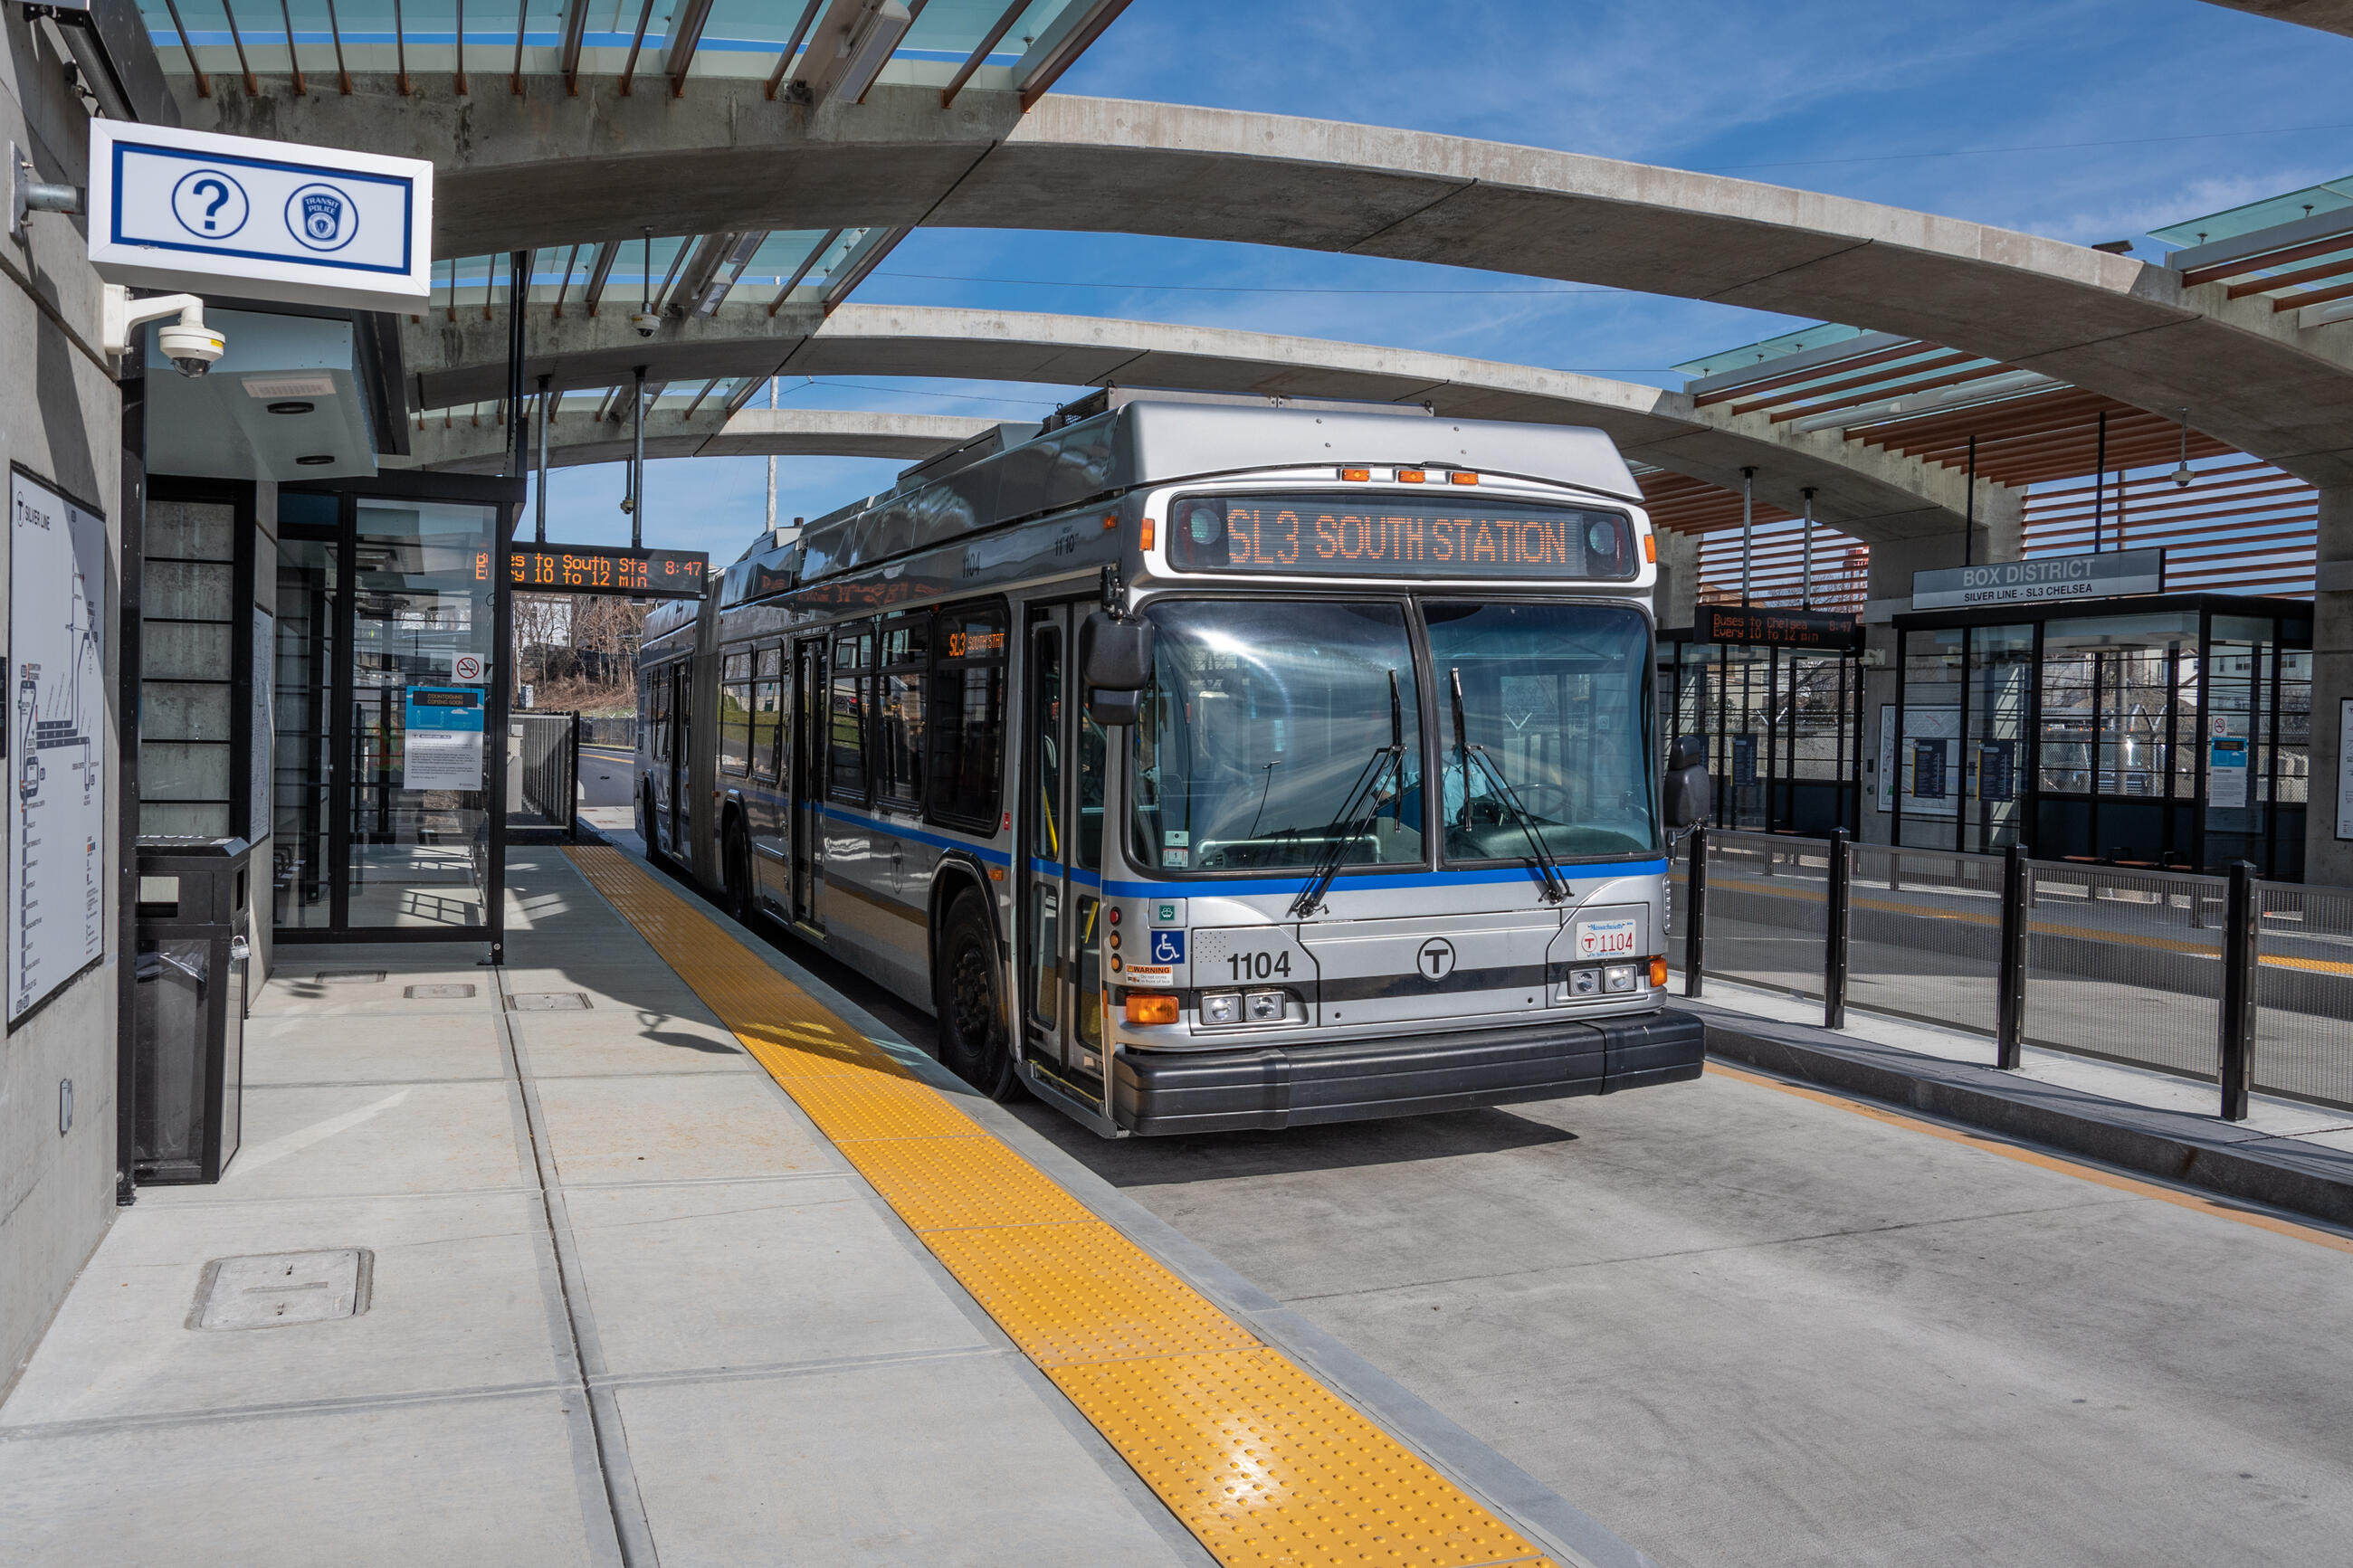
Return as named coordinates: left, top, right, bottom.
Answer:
left=405, top=983, right=477, bottom=999
left=190, top=1250, right=373, bottom=1330
left=314, top=971, right=386, bottom=984
left=509, top=991, right=591, bottom=1011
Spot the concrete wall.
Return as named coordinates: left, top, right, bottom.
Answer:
left=0, top=13, right=126, bottom=1396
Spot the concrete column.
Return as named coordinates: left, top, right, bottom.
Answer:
left=2310, top=485, right=2352, bottom=888
left=1653, top=527, right=1699, bottom=629
left=1853, top=487, right=2025, bottom=846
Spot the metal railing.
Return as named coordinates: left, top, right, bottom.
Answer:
left=577, top=715, right=636, bottom=749
left=1671, top=825, right=2353, bottom=1120
left=516, top=712, right=579, bottom=840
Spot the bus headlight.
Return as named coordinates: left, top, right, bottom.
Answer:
left=1200, top=992, right=1243, bottom=1025
left=1605, top=965, right=1638, bottom=993
left=1245, top=990, right=1286, bottom=1022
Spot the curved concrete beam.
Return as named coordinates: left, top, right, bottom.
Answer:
left=405, top=303, right=2010, bottom=546
left=393, top=407, right=999, bottom=475
left=189, top=82, right=2353, bottom=484
left=2199, top=0, right=2353, bottom=33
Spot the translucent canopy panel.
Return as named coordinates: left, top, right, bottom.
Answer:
left=2150, top=175, right=2353, bottom=249
left=426, top=230, right=876, bottom=310
left=138, top=0, right=1114, bottom=94
left=1672, top=323, right=1873, bottom=382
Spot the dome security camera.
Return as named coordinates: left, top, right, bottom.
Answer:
left=157, top=317, right=225, bottom=377
left=100, top=287, right=225, bottom=377
left=631, top=309, right=661, bottom=338
left=2171, top=463, right=2196, bottom=489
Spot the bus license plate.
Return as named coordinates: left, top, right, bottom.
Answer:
left=1575, top=918, right=1637, bottom=959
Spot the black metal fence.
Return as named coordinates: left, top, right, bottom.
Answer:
left=1672, top=825, right=2353, bottom=1120
left=516, top=712, right=579, bottom=839
left=578, top=715, right=635, bottom=749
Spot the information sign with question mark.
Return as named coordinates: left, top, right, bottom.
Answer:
left=169, top=169, right=249, bottom=240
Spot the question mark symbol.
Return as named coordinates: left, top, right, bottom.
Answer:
left=193, top=177, right=229, bottom=232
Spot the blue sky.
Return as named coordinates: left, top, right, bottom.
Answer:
left=534, top=0, right=2353, bottom=566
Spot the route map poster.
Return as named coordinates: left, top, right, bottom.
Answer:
left=8, top=469, right=108, bottom=1026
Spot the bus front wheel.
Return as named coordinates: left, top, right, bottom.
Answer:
left=935, top=891, right=1019, bottom=1101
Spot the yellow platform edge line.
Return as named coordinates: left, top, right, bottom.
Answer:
left=564, top=847, right=1561, bottom=1568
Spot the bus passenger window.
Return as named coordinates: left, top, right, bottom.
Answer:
left=926, top=602, right=1009, bottom=832
left=876, top=619, right=929, bottom=807
left=752, top=645, right=783, bottom=783
left=828, top=628, right=872, bottom=803
left=719, top=650, right=753, bottom=776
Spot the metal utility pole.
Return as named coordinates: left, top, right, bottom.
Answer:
left=1739, top=467, right=1756, bottom=606
left=765, top=376, right=777, bottom=535
left=2091, top=409, right=2108, bottom=552
left=1964, top=434, right=1977, bottom=570
left=1800, top=487, right=1816, bottom=610
left=627, top=365, right=646, bottom=549
left=534, top=373, right=550, bottom=544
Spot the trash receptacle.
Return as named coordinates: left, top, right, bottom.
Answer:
left=133, top=836, right=253, bottom=1184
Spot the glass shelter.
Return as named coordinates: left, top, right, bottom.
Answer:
left=272, top=472, right=523, bottom=949
left=1887, top=594, right=2311, bottom=878
left=1661, top=606, right=1867, bottom=836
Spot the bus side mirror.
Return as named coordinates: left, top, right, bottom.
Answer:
left=1081, top=612, right=1154, bottom=727
left=1664, top=736, right=1711, bottom=830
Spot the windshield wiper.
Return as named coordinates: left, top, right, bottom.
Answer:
left=1289, top=670, right=1405, bottom=918
left=1449, top=667, right=1569, bottom=905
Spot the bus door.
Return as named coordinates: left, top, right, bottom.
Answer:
left=666, top=663, right=691, bottom=857
left=789, top=636, right=825, bottom=927
left=1019, top=604, right=1108, bottom=1080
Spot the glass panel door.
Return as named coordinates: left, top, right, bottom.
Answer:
left=1020, top=605, right=1107, bottom=1079
left=346, top=499, right=497, bottom=929
left=272, top=532, right=337, bottom=928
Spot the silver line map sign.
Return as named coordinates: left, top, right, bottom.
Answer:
left=9, top=469, right=107, bottom=1025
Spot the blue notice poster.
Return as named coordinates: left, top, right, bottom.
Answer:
left=1977, top=740, right=2015, bottom=803
left=1912, top=740, right=1948, bottom=801
left=402, top=686, right=485, bottom=791
left=1731, top=733, right=1758, bottom=786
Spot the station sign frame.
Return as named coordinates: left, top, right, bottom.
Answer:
left=86, top=120, right=433, bottom=313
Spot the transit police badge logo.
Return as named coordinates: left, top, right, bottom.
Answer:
left=285, top=183, right=359, bottom=252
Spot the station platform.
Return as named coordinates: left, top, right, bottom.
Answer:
left=0, top=843, right=1631, bottom=1568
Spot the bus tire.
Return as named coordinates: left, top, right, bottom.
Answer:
left=935, top=890, right=1020, bottom=1101
left=722, top=815, right=754, bottom=924
left=639, top=784, right=665, bottom=867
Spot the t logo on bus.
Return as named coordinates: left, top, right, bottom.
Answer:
left=1417, top=937, right=1456, bottom=981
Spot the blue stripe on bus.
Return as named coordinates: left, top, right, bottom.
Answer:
left=1024, top=858, right=1669, bottom=898
left=818, top=806, right=1014, bottom=866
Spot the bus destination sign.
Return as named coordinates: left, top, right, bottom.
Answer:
left=1168, top=493, right=1640, bottom=581
left=474, top=545, right=710, bottom=597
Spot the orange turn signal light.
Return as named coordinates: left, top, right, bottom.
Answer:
left=1139, top=518, right=1157, bottom=549
left=1339, top=467, right=1371, bottom=482
left=1449, top=470, right=1479, bottom=485
left=1643, top=533, right=1657, bottom=563
left=1649, top=955, right=1669, bottom=989
left=1101, top=513, right=1119, bottom=530
left=1397, top=468, right=1426, bottom=483
left=1124, top=993, right=1179, bottom=1025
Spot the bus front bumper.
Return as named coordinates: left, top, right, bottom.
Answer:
left=1110, top=1009, right=1704, bottom=1136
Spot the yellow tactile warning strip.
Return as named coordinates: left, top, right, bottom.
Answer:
left=1704, top=1061, right=2353, bottom=1259
left=566, top=847, right=1561, bottom=1568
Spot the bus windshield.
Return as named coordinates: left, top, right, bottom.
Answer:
left=1426, top=601, right=1656, bottom=862
left=1132, top=601, right=1424, bottom=872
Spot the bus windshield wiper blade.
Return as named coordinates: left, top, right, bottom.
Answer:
left=1449, top=666, right=1569, bottom=905
left=1289, top=671, right=1405, bottom=919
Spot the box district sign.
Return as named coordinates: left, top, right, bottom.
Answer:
left=87, top=121, right=432, bottom=313
left=1912, top=547, right=2165, bottom=612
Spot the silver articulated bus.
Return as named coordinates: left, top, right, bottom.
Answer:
left=637, top=391, right=1709, bottom=1136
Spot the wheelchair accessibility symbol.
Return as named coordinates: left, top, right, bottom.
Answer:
left=1149, top=929, right=1186, bottom=965
left=285, top=182, right=359, bottom=252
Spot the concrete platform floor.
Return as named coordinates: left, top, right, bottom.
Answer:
left=0, top=849, right=1207, bottom=1568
